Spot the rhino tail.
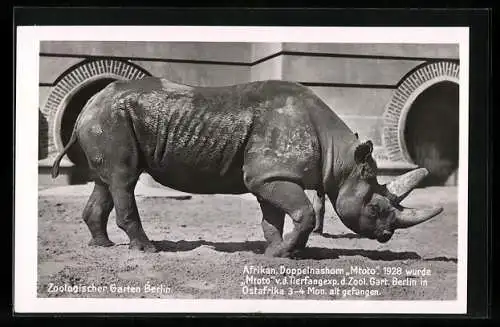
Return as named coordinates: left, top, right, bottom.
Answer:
left=51, top=127, right=77, bottom=179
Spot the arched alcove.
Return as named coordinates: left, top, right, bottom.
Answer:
left=40, top=58, right=151, bottom=183
left=382, top=61, right=460, bottom=186
left=60, top=78, right=116, bottom=183
left=403, top=81, right=459, bottom=185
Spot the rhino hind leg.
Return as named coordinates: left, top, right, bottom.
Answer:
left=109, top=178, right=157, bottom=253
left=258, top=200, right=285, bottom=255
left=252, top=181, right=315, bottom=258
left=84, top=180, right=114, bottom=247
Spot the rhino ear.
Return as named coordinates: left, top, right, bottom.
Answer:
left=354, top=132, right=359, bottom=139
left=354, top=140, right=373, bottom=163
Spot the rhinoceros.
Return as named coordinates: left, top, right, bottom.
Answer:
left=51, top=78, right=443, bottom=257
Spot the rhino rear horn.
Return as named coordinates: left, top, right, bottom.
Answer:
left=394, top=206, right=443, bottom=229
left=385, top=168, right=429, bottom=203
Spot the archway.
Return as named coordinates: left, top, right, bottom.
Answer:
left=40, top=58, right=151, bottom=184
left=403, top=81, right=459, bottom=186
left=42, top=59, right=151, bottom=159
left=60, top=78, right=116, bottom=183
left=382, top=61, right=460, bottom=186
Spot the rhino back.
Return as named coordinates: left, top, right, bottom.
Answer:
left=94, top=78, right=333, bottom=193
left=95, top=78, right=257, bottom=193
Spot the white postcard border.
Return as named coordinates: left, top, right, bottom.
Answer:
left=15, top=26, right=469, bottom=314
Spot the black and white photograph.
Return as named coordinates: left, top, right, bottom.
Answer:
left=15, top=25, right=469, bottom=314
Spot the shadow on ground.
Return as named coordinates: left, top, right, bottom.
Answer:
left=315, top=232, right=365, bottom=240
left=151, top=238, right=457, bottom=262
left=152, top=239, right=266, bottom=254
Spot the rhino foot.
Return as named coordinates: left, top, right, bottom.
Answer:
left=129, top=239, right=157, bottom=253
left=88, top=238, right=115, bottom=247
left=264, top=246, right=291, bottom=258
left=264, top=246, right=307, bottom=259
left=264, top=242, right=296, bottom=258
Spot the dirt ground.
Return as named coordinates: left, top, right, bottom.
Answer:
left=37, top=185, right=458, bottom=300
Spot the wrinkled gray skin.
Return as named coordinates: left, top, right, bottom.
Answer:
left=52, top=78, right=443, bottom=258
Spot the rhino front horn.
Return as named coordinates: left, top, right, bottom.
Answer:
left=386, top=168, right=429, bottom=203
left=394, top=206, right=443, bottom=229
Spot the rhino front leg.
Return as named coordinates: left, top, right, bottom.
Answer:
left=312, top=191, right=325, bottom=234
left=252, top=181, right=315, bottom=258
left=258, top=200, right=285, bottom=255
left=84, top=180, right=114, bottom=247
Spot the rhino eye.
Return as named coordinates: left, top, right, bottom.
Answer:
left=366, top=204, right=379, bottom=218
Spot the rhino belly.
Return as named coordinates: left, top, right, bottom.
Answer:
left=146, top=163, right=248, bottom=194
